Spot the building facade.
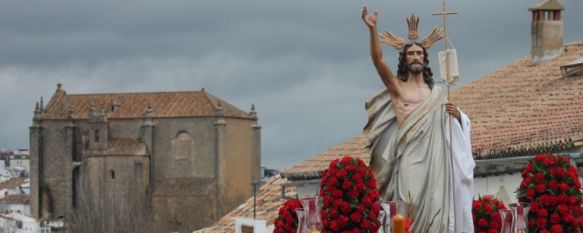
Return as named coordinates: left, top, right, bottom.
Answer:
left=29, top=85, right=261, bottom=232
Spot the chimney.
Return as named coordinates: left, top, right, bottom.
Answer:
left=529, top=0, right=565, bottom=64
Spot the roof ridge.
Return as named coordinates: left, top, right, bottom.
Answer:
left=200, top=91, right=220, bottom=110
left=202, top=91, right=252, bottom=117
left=565, top=41, right=583, bottom=46
left=66, top=90, right=204, bottom=96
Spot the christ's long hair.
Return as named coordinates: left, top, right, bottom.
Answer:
left=397, top=43, right=434, bottom=89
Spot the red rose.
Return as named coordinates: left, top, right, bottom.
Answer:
left=336, top=169, right=348, bottom=178
left=347, top=165, right=356, bottom=171
left=368, top=177, right=377, bottom=189
left=490, top=211, right=501, bottom=220
left=537, top=217, right=547, bottom=228
left=488, top=221, right=499, bottom=229
left=361, top=219, right=372, bottom=230
left=561, top=156, right=570, bottom=163
left=353, top=173, right=363, bottom=183
left=472, top=200, right=482, bottom=210
left=551, top=213, right=561, bottom=224
left=341, top=202, right=352, bottom=213
left=333, top=190, right=343, bottom=198
left=339, top=215, right=348, bottom=226
left=543, top=157, right=555, bottom=166
left=350, top=212, right=361, bottom=223
left=342, top=180, right=352, bottom=189
left=538, top=208, right=548, bottom=217
left=536, top=184, right=547, bottom=193
left=478, top=218, right=488, bottom=227
left=483, top=203, right=492, bottom=212
left=551, top=224, right=563, bottom=233
left=522, top=164, right=533, bottom=176
left=341, top=156, right=351, bottom=165
left=534, top=172, right=545, bottom=183
left=569, top=196, right=577, bottom=204
left=329, top=208, right=339, bottom=217
left=329, top=220, right=338, bottom=231
left=355, top=183, right=366, bottom=192
left=329, top=160, right=338, bottom=169
left=333, top=199, right=343, bottom=207
left=347, top=189, right=358, bottom=198
left=526, top=189, right=536, bottom=199
left=558, top=204, right=568, bottom=214
left=329, top=177, right=338, bottom=186
left=559, top=183, right=569, bottom=192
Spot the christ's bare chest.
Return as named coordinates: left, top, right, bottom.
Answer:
left=391, top=86, right=431, bottom=125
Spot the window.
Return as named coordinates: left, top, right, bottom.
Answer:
left=173, top=132, right=192, bottom=159
left=94, top=129, right=100, bottom=142
left=111, top=170, right=115, bottom=179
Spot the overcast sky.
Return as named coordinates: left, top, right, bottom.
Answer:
left=0, top=0, right=581, bottom=170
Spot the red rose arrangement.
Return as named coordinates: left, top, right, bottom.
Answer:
left=273, top=198, right=303, bottom=233
left=319, top=156, right=381, bottom=233
left=471, top=195, right=506, bottom=233
left=516, top=154, right=583, bottom=233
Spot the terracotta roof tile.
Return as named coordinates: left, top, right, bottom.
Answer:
left=280, top=134, right=370, bottom=180
left=451, top=43, right=583, bottom=158
left=193, top=175, right=296, bottom=233
left=0, top=178, right=26, bottom=191
left=0, top=195, right=29, bottom=204
left=42, top=89, right=253, bottom=120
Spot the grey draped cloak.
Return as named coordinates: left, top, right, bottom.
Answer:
left=364, top=85, right=453, bottom=233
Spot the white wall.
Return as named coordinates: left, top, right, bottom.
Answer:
left=474, top=173, right=523, bottom=205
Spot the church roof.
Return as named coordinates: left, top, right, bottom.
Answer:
left=451, top=42, right=583, bottom=159
left=41, top=87, right=254, bottom=120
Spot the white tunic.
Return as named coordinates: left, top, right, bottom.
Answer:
left=446, top=111, right=475, bottom=233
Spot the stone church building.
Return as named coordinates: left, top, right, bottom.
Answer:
left=29, top=84, right=261, bottom=232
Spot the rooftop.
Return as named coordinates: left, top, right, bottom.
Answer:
left=41, top=86, right=254, bottom=120
left=451, top=42, right=583, bottom=159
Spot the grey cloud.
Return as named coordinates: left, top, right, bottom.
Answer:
left=0, top=0, right=582, bottom=170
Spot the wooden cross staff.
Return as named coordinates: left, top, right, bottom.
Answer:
left=433, top=1, right=459, bottom=232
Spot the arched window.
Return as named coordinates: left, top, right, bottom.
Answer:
left=173, top=131, right=192, bottom=159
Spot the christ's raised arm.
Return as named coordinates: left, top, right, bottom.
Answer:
left=362, top=6, right=400, bottom=98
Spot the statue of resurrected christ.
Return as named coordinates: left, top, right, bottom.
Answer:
left=361, top=7, right=475, bottom=233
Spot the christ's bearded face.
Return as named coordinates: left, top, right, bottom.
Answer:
left=405, top=44, right=425, bottom=75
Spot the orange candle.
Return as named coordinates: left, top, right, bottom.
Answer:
left=392, top=213, right=405, bottom=233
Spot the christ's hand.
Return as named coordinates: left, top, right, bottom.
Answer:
left=362, top=6, right=378, bottom=29
left=446, top=102, right=461, bottom=123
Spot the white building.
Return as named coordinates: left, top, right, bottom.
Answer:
left=0, top=211, right=40, bottom=233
